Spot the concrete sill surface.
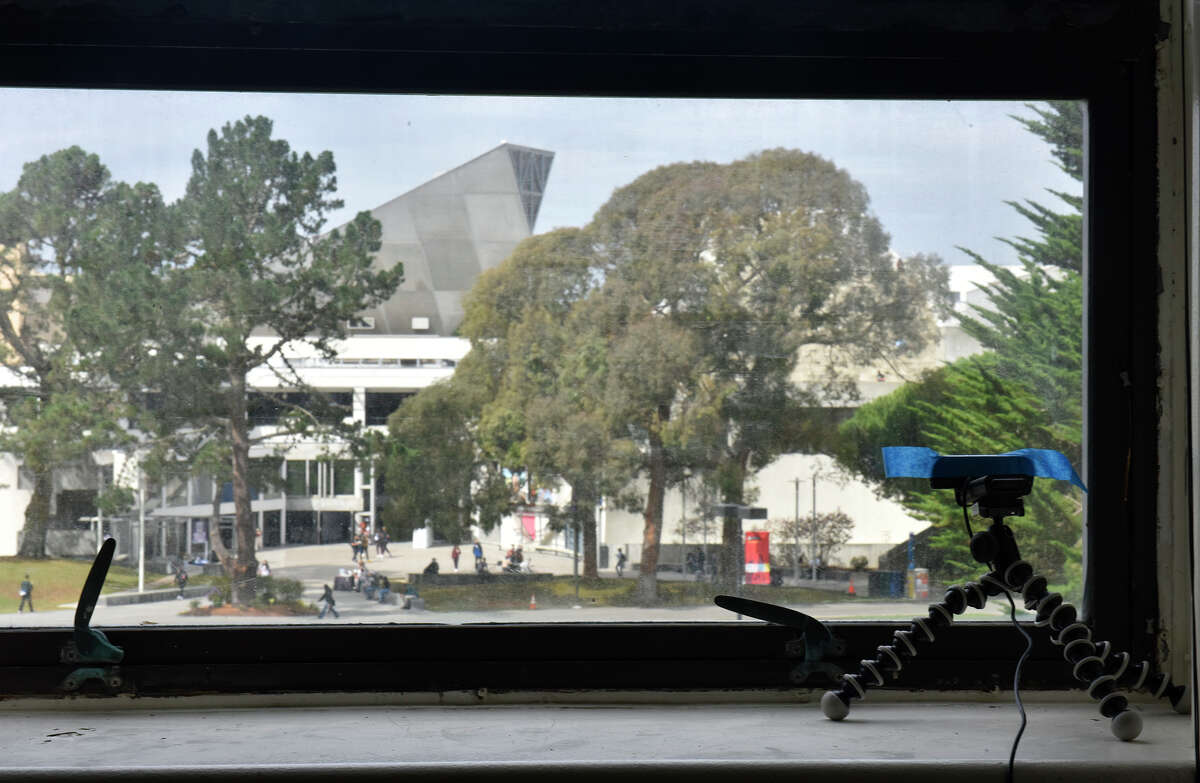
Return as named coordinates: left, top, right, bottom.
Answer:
left=1, top=701, right=1192, bottom=782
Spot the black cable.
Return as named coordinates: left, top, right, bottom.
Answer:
left=1003, top=588, right=1033, bottom=783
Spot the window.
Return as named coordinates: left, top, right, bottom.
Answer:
left=191, top=475, right=212, bottom=505
left=333, top=461, right=356, bottom=496
left=285, top=461, right=307, bottom=496
left=1, top=95, right=1086, bottom=624
left=0, top=1, right=1168, bottom=698
left=365, top=392, right=413, bottom=426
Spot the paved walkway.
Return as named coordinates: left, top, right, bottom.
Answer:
left=1, top=595, right=1015, bottom=626
left=0, top=542, right=1024, bottom=627
left=260, top=540, right=590, bottom=580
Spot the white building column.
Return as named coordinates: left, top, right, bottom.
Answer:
left=352, top=386, right=370, bottom=533
left=367, top=462, right=377, bottom=535
left=352, top=386, right=366, bottom=425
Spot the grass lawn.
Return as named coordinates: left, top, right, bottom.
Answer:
left=417, top=576, right=856, bottom=612
left=0, top=557, right=169, bottom=613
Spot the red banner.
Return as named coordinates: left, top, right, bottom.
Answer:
left=744, top=530, right=770, bottom=585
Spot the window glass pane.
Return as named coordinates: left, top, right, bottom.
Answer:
left=285, top=461, right=307, bottom=496
left=365, top=392, right=413, bottom=426
left=334, top=461, right=355, bottom=496
left=0, top=91, right=1082, bottom=627
left=192, top=476, right=212, bottom=506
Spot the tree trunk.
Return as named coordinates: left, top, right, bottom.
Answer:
left=571, top=482, right=600, bottom=581
left=227, top=371, right=257, bottom=604
left=717, top=451, right=751, bottom=594
left=17, top=464, right=52, bottom=558
left=718, top=511, right=741, bottom=593
left=637, top=406, right=670, bottom=604
left=209, top=487, right=234, bottom=574
left=582, top=493, right=599, bottom=579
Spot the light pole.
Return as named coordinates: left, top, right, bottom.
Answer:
left=96, top=467, right=105, bottom=554
left=810, top=471, right=819, bottom=581
left=137, top=471, right=145, bottom=594
left=789, top=477, right=802, bottom=581
left=572, top=502, right=580, bottom=600
left=680, top=471, right=688, bottom=574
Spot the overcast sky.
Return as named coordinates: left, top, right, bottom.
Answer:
left=0, top=90, right=1080, bottom=266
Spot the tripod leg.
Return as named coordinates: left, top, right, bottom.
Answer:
left=821, top=576, right=991, bottom=720
left=822, top=559, right=1186, bottom=741
left=1007, top=559, right=1186, bottom=740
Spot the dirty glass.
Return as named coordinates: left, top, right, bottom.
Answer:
left=0, top=92, right=1084, bottom=627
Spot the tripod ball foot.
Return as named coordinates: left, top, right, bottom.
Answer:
left=821, top=690, right=850, bottom=721
left=1170, top=684, right=1190, bottom=715
left=1111, top=709, right=1142, bottom=741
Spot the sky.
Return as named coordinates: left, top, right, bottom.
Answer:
left=0, top=90, right=1081, bottom=266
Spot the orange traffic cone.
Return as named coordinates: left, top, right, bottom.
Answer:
left=847, top=581, right=856, bottom=596
left=530, top=594, right=537, bottom=609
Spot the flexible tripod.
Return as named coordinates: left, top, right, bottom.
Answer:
left=819, top=473, right=1186, bottom=740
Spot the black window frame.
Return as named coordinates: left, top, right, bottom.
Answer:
left=0, top=0, right=1163, bottom=698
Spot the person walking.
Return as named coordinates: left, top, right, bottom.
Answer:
left=615, top=548, right=627, bottom=578
left=174, top=566, right=189, bottom=598
left=318, top=583, right=339, bottom=619
left=472, top=540, right=483, bottom=569
left=451, top=544, right=462, bottom=572
left=380, top=528, right=391, bottom=557
left=18, top=574, right=33, bottom=613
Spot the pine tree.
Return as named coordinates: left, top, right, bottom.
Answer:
left=0, top=149, right=167, bottom=556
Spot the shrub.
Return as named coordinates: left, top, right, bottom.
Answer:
left=258, top=575, right=304, bottom=603
left=203, top=573, right=307, bottom=609
left=208, top=576, right=231, bottom=606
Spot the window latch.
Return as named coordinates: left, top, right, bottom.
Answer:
left=714, top=594, right=843, bottom=685
left=60, top=538, right=124, bottom=692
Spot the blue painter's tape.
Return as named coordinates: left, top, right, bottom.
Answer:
left=881, top=447, right=1087, bottom=492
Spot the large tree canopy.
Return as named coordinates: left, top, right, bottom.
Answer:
left=0, top=148, right=168, bottom=556
left=71, top=116, right=402, bottom=601
left=169, top=116, right=401, bottom=601
left=462, top=228, right=632, bottom=577
left=586, top=150, right=949, bottom=596
left=390, top=147, right=949, bottom=602
left=377, top=362, right=511, bottom=546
